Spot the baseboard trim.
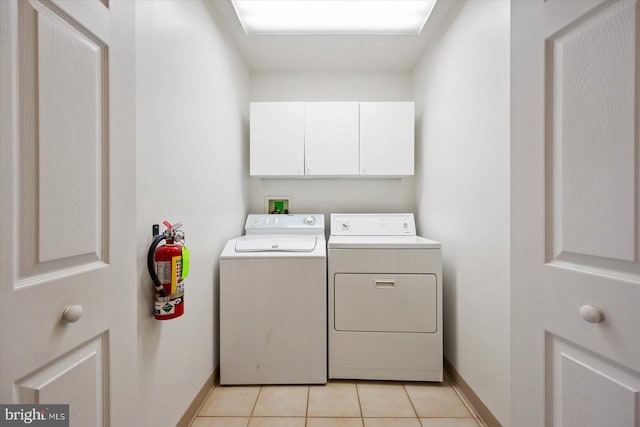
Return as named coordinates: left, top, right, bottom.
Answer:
left=176, top=368, right=217, bottom=427
left=444, top=358, right=502, bottom=427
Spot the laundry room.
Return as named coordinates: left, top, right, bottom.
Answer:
left=3, top=0, right=636, bottom=426
left=139, top=1, right=511, bottom=425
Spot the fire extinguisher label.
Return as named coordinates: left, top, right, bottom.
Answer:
left=154, top=296, right=183, bottom=316
left=154, top=300, right=175, bottom=316
left=157, top=258, right=183, bottom=293
left=171, top=256, right=182, bottom=293
left=156, top=261, right=172, bottom=284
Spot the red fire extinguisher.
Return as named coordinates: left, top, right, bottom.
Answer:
left=147, top=221, right=189, bottom=320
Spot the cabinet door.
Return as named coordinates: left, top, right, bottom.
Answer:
left=305, top=102, right=359, bottom=176
left=360, top=102, right=414, bottom=176
left=250, top=102, right=304, bottom=176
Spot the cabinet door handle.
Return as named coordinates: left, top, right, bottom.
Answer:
left=306, top=156, right=311, bottom=174
left=361, top=156, right=366, bottom=174
left=297, top=156, right=303, bottom=174
left=375, top=280, right=396, bottom=288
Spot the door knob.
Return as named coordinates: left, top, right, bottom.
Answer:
left=579, top=305, right=604, bottom=324
left=62, top=305, right=83, bottom=323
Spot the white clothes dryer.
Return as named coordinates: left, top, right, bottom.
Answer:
left=220, top=214, right=327, bottom=385
left=328, top=213, right=442, bottom=382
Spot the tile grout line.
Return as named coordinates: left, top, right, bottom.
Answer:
left=402, top=382, right=423, bottom=426
left=355, top=382, right=364, bottom=424
left=305, top=385, right=310, bottom=427
left=250, top=385, right=262, bottom=421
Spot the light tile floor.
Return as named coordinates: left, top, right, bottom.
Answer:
left=190, top=379, right=485, bottom=427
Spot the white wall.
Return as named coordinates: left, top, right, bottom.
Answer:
left=136, top=1, right=250, bottom=426
left=250, top=72, right=415, bottom=218
left=412, top=1, right=511, bottom=425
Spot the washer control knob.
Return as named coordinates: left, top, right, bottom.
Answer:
left=340, top=221, right=350, bottom=230
left=304, top=216, right=316, bottom=225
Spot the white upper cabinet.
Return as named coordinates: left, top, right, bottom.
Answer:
left=360, top=102, right=414, bottom=176
left=305, top=102, right=359, bottom=176
left=250, top=102, right=305, bottom=176
left=250, top=101, right=414, bottom=177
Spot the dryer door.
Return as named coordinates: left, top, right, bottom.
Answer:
left=334, top=273, right=437, bottom=333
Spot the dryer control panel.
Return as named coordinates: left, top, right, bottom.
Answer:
left=331, top=214, right=416, bottom=236
left=245, top=214, right=325, bottom=235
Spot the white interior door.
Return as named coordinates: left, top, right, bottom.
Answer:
left=512, top=1, right=640, bottom=426
left=0, top=0, right=136, bottom=426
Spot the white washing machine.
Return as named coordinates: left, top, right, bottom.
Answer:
left=328, top=213, right=442, bottom=382
left=219, top=214, right=327, bottom=385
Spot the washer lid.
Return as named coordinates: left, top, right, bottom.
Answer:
left=328, top=235, right=440, bottom=249
left=235, top=235, right=317, bottom=252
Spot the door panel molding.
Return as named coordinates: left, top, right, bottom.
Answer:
left=16, top=0, right=110, bottom=285
left=545, top=0, right=638, bottom=272
left=547, top=333, right=640, bottom=426
left=16, top=333, right=108, bottom=427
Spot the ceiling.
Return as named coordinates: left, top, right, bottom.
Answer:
left=206, top=0, right=459, bottom=72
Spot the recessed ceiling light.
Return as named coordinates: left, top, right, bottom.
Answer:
left=231, top=0, right=437, bottom=35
